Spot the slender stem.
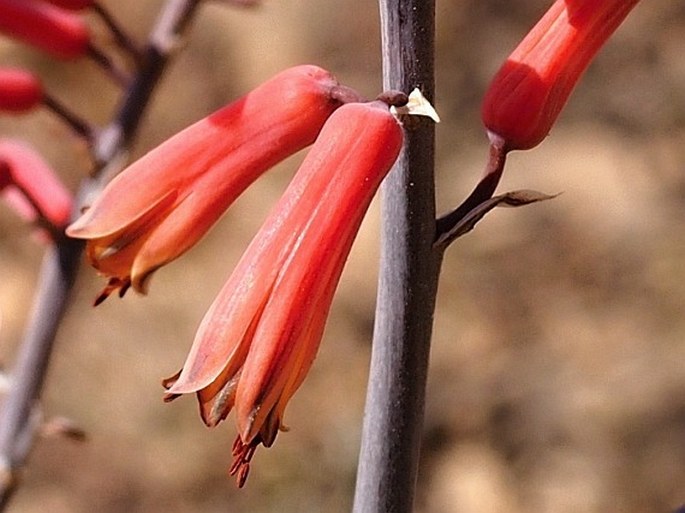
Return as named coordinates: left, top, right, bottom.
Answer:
left=352, top=1, right=440, bottom=512
left=92, top=2, right=145, bottom=65
left=93, top=0, right=201, bottom=168
left=87, top=43, right=131, bottom=87
left=0, top=1, right=202, bottom=508
left=42, top=94, right=97, bottom=145
left=0, top=239, right=81, bottom=511
left=434, top=137, right=507, bottom=247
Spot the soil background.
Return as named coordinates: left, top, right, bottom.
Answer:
left=1, top=1, right=684, bottom=512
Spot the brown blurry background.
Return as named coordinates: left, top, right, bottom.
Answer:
left=1, top=1, right=684, bottom=512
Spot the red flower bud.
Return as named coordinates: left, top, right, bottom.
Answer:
left=0, top=67, right=43, bottom=113
left=0, top=0, right=90, bottom=59
left=165, top=100, right=403, bottom=486
left=482, top=0, right=640, bottom=151
left=67, top=65, right=361, bottom=302
left=0, top=139, right=72, bottom=238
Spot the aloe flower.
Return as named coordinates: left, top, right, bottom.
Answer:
left=482, top=0, right=641, bottom=151
left=0, top=68, right=43, bottom=113
left=164, top=101, right=404, bottom=486
left=0, top=0, right=90, bottom=59
left=0, top=139, right=72, bottom=238
left=67, top=65, right=358, bottom=304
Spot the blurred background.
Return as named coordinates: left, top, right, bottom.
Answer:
left=1, top=0, right=684, bottom=512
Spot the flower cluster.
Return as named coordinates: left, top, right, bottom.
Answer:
left=67, top=65, right=360, bottom=303
left=0, top=0, right=138, bottom=233
left=67, top=63, right=404, bottom=484
left=1, top=0, right=642, bottom=491
left=164, top=100, right=403, bottom=486
left=1, top=0, right=408, bottom=488
left=63, top=0, right=641, bottom=487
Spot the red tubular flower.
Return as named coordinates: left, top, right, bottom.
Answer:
left=482, top=0, right=641, bottom=151
left=67, top=65, right=360, bottom=303
left=164, top=100, right=404, bottom=486
left=0, top=0, right=90, bottom=59
left=0, top=139, right=72, bottom=237
left=0, top=68, right=43, bottom=113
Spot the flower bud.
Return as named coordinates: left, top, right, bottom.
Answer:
left=0, top=139, right=72, bottom=238
left=482, top=0, right=640, bottom=151
left=0, top=68, right=43, bottom=113
left=0, top=0, right=90, bottom=59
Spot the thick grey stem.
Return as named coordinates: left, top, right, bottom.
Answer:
left=0, top=239, right=81, bottom=510
left=352, top=1, right=440, bottom=513
left=0, top=1, right=201, bottom=508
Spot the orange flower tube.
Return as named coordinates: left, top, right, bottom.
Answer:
left=482, top=0, right=641, bottom=151
left=0, top=68, right=43, bottom=113
left=67, top=65, right=360, bottom=303
left=165, top=100, right=404, bottom=486
left=0, top=0, right=90, bottom=59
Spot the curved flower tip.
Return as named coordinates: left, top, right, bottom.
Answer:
left=481, top=0, right=641, bottom=152
left=0, top=139, right=72, bottom=240
left=67, top=64, right=359, bottom=304
left=0, top=68, right=43, bottom=113
left=0, top=0, right=90, bottom=60
left=166, top=100, right=404, bottom=486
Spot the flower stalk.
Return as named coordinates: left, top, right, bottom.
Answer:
left=42, top=93, right=98, bottom=144
left=91, top=2, right=144, bottom=64
left=353, top=1, right=440, bottom=512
